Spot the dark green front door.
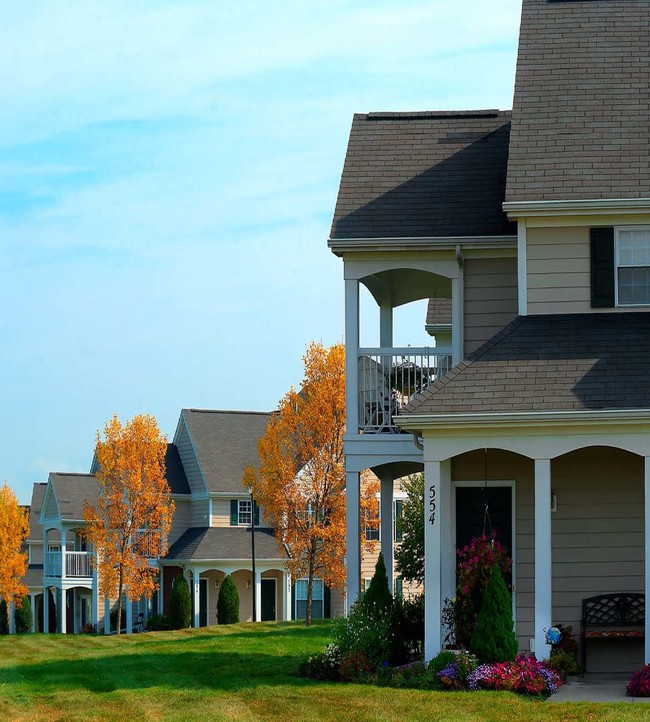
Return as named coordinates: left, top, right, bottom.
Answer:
left=261, top=579, right=276, bottom=621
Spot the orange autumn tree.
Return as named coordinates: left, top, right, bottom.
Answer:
left=84, top=414, right=174, bottom=634
left=243, top=342, right=378, bottom=626
left=0, top=482, right=29, bottom=629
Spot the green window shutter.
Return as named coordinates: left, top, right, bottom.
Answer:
left=324, top=584, right=331, bottom=619
left=394, top=500, right=403, bottom=542
left=253, top=502, right=260, bottom=527
left=590, top=227, right=615, bottom=308
left=230, top=500, right=238, bottom=526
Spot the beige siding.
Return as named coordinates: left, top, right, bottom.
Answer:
left=175, top=419, right=207, bottom=494
left=463, top=258, right=518, bottom=354
left=550, top=447, right=644, bottom=672
left=527, top=226, right=650, bottom=315
left=191, top=498, right=210, bottom=527
left=169, top=498, right=192, bottom=545
left=212, top=498, right=231, bottom=528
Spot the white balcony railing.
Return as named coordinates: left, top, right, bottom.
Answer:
left=66, top=551, right=91, bottom=577
left=44, top=550, right=91, bottom=578
left=358, top=347, right=452, bottom=433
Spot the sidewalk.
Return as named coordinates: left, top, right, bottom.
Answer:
left=548, top=673, right=650, bottom=704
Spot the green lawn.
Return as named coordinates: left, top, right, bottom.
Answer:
left=0, top=622, right=646, bottom=721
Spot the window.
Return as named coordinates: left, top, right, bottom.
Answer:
left=295, top=578, right=324, bottom=620
left=238, top=500, right=252, bottom=526
left=616, top=228, right=650, bottom=305
left=394, top=499, right=404, bottom=542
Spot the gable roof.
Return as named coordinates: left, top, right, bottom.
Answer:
left=164, top=444, right=191, bottom=495
left=47, top=473, right=99, bottom=522
left=330, top=111, right=516, bottom=241
left=404, top=312, right=650, bottom=416
left=165, top=526, right=283, bottom=562
left=27, top=483, right=47, bottom=541
left=506, top=0, right=650, bottom=202
left=180, top=409, right=272, bottom=494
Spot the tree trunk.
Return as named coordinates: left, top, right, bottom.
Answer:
left=116, top=574, right=124, bottom=635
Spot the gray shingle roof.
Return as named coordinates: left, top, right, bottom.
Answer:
left=166, top=526, right=283, bottom=562
left=49, top=473, right=99, bottom=521
left=404, top=312, right=650, bottom=415
left=426, top=298, right=452, bottom=326
left=27, top=483, right=47, bottom=541
left=506, top=0, right=650, bottom=202
left=330, top=111, right=516, bottom=240
left=23, top=564, right=43, bottom=589
left=181, top=409, right=272, bottom=494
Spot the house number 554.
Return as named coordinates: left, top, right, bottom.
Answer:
left=428, top=484, right=436, bottom=525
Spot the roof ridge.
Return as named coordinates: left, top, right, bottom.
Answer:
left=183, top=408, right=271, bottom=416
left=363, top=109, right=509, bottom=120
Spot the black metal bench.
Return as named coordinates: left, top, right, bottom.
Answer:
left=580, top=592, right=645, bottom=675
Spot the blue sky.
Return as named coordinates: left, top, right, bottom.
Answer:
left=0, top=0, right=522, bottom=503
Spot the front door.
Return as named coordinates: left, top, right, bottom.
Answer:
left=261, top=579, right=276, bottom=621
left=455, top=485, right=513, bottom=556
left=199, top=579, right=208, bottom=627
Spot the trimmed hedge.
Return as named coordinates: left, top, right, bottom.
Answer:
left=169, top=576, right=192, bottom=629
left=217, top=575, right=239, bottom=624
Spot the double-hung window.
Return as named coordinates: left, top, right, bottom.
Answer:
left=238, top=500, right=252, bottom=526
left=616, top=227, right=650, bottom=306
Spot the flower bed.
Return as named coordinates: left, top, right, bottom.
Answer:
left=627, top=665, right=650, bottom=697
left=437, top=653, right=561, bottom=698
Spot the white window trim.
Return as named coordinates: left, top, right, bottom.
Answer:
left=238, top=499, right=252, bottom=526
left=615, top=225, right=650, bottom=307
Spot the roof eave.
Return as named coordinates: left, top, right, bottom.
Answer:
left=503, top=198, right=650, bottom=220
left=395, top=408, right=650, bottom=432
left=328, top=235, right=517, bottom=256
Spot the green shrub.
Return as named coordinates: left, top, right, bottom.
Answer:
left=362, top=553, right=393, bottom=618
left=14, top=596, right=32, bottom=633
left=298, top=643, right=341, bottom=681
left=0, top=600, right=7, bottom=634
left=217, top=575, right=239, bottom=624
left=401, top=593, right=424, bottom=658
left=428, top=650, right=457, bottom=677
left=169, top=576, right=192, bottom=629
left=469, top=565, right=518, bottom=663
left=548, top=649, right=579, bottom=680
left=145, top=613, right=172, bottom=632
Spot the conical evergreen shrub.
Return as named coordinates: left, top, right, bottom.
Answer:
left=469, top=565, right=518, bottom=663
left=169, top=575, right=192, bottom=629
left=14, top=596, right=32, bottom=634
left=217, top=574, right=240, bottom=624
left=363, top=552, right=393, bottom=618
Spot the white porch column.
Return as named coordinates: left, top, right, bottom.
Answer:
left=439, top=467, right=454, bottom=607
left=125, top=592, right=133, bottom=634
left=60, top=589, right=66, bottom=634
left=60, top=529, right=67, bottom=582
left=104, top=596, right=110, bottom=635
left=380, top=471, right=394, bottom=593
left=534, top=458, right=552, bottom=661
left=30, top=594, right=36, bottom=633
left=254, top=571, right=262, bottom=622
left=344, top=279, right=360, bottom=434
left=282, top=571, right=291, bottom=621
left=43, top=588, right=50, bottom=633
left=451, top=270, right=464, bottom=365
left=91, top=567, right=99, bottom=630
left=345, top=470, right=361, bottom=612
left=193, top=570, right=201, bottom=628
left=424, top=458, right=450, bottom=661
left=645, top=457, right=650, bottom=664
left=8, top=602, right=15, bottom=634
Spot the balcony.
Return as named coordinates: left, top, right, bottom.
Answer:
left=358, top=347, right=452, bottom=433
left=45, top=551, right=91, bottom=578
